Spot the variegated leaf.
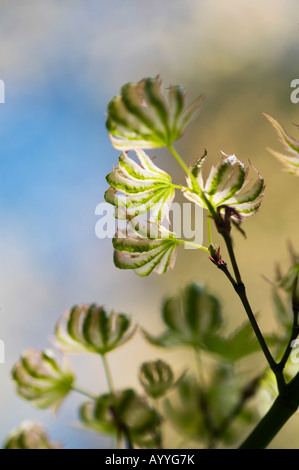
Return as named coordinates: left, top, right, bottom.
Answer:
left=142, top=284, right=222, bottom=349
left=105, top=149, right=175, bottom=223
left=106, top=76, right=204, bottom=149
left=80, top=389, right=161, bottom=448
left=273, top=244, right=299, bottom=301
left=164, top=367, right=258, bottom=443
left=55, top=304, right=136, bottom=355
left=264, top=114, right=299, bottom=175
left=139, top=360, right=176, bottom=399
left=183, top=152, right=264, bottom=218
left=113, top=222, right=178, bottom=276
left=4, top=421, right=62, bottom=449
left=11, top=349, right=74, bottom=412
left=142, top=283, right=278, bottom=360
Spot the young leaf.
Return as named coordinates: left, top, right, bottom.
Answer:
left=272, top=288, right=292, bottom=331
left=55, top=304, right=136, bottom=355
left=204, top=365, right=259, bottom=444
left=271, top=246, right=299, bottom=330
left=142, top=284, right=222, bottom=348
left=264, top=114, right=299, bottom=175
left=113, top=222, right=179, bottom=276
left=164, top=367, right=258, bottom=445
left=138, top=360, right=174, bottom=399
left=163, top=376, right=209, bottom=441
left=105, top=149, right=175, bottom=223
left=204, top=322, right=279, bottom=361
left=276, top=262, right=299, bottom=293
left=106, top=76, right=204, bottom=149
left=4, top=421, right=62, bottom=449
left=80, top=389, right=161, bottom=448
left=11, top=349, right=74, bottom=412
left=183, top=153, right=265, bottom=218
left=142, top=283, right=278, bottom=361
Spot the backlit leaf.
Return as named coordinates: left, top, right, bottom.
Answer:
left=113, top=222, right=178, bottom=276
left=105, top=149, right=175, bottom=223
left=80, top=389, right=160, bottom=448
left=106, top=76, right=203, bottom=150
left=264, top=114, right=299, bottom=175
left=55, top=304, right=136, bottom=355
left=183, top=153, right=264, bottom=218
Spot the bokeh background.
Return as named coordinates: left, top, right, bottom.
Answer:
left=0, top=0, right=298, bottom=449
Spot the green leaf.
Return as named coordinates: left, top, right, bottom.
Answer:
left=106, top=76, right=204, bottom=149
left=4, top=421, right=62, bottom=449
left=272, top=288, right=292, bottom=331
left=11, top=349, right=74, bottom=412
left=182, top=152, right=265, bottom=218
left=206, top=154, right=245, bottom=198
left=164, top=376, right=208, bottom=441
left=264, top=114, right=299, bottom=175
left=105, top=149, right=175, bottom=223
left=165, top=367, right=259, bottom=445
left=141, top=329, right=184, bottom=348
left=204, top=322, right=278, bottom=361
left=138, top=360, right=174, bottom=399
left=80, top=389, right=161, bottom=448
left=271, top=247, right=299, bottom=331
left=55, top=304, right=136, bottom=355
left=142, top=284, right=222, bottom=348
left=205, top=365, right=259, bottom=444
left=113, top=222, right=179, bottom=276
left=278, top=263, right=299, bottom=293
left=143, top=283, right=278, bottom=361
left=264, top=113, right=299, bottom=172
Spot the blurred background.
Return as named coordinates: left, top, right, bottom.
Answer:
left=0, top=0, right=298, bottom=449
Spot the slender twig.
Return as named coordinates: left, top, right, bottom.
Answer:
left=216, top=261, right=237, bottom=287
left=109, top=405, right=134, bottom=450
left=233, top=285, right=279, bottom=380
left=72, top=386, right=97, bottom=400
left=102, top=354, right=134, bottom=449
left=168, top=144, right=196, bottom=183
left=152, top=398, right=163, bottom=449
left=207, top=215, right=213, bottom=246
left=102, top=354, right=115, bottom=394
left=199, top=393, right=217, bottom=449
left=177, top=239, right=210, bottom=252
left=215, top=247, right=277, bottom=377
left=221, top=231, right=242, bottom=285
left=194, top=350, right=217, bottom=449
